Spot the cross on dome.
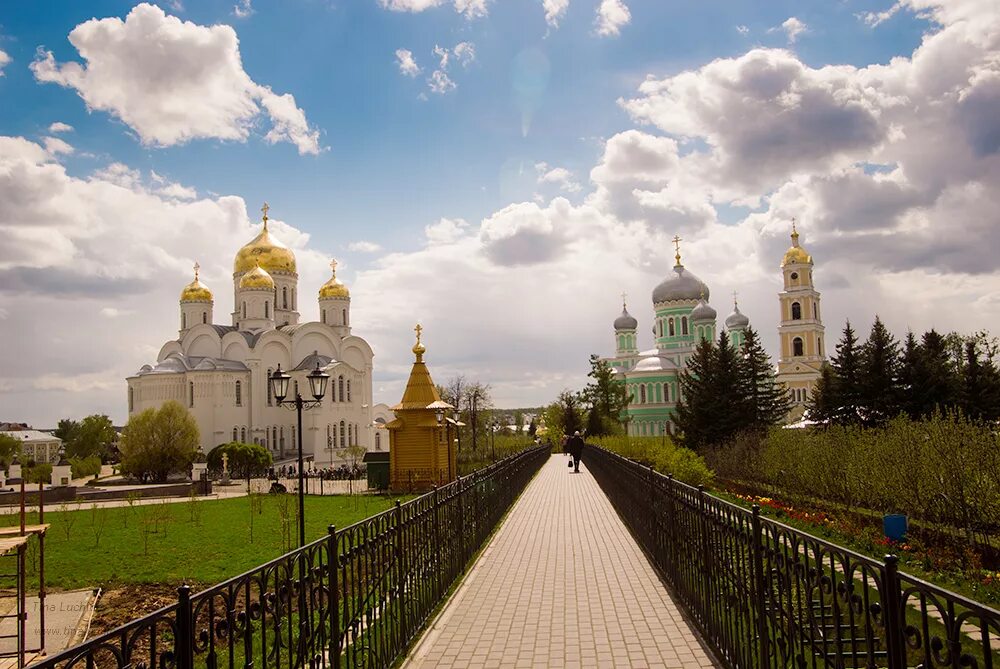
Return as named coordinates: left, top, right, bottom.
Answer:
left=733, top=290, right=739, bottom=307
left=672, top=235, right=683, bottom=266
left=193, top=262, right=200, bottom=281
left=621, top=291, right=628, bottom=308
left=261, top=202, right=270, bottom=220
left=330, top=259, right=338, bottom=274
left=414, top=323, right=423, bottom=346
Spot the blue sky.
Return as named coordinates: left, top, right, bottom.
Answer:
left=1, top=0, right=998, bottom=425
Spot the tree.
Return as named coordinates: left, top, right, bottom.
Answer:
left=68, top=414, right=117, bottom=460
left=961, top=340, right=1000, bottom=422
left=0, top=434, right=20, bottom=469
left=119, top=401, right=200, bottom=483
left=830, top=321, right=863, bottom=424
left=898, top=331, right=922, bottom=417
left=527, top=419, right=537, bottom=438
left=581, top=354, right=628, bottom=436
left=806, top=364, right=838, bottom=424
left=736, top=327, right=791, bottom=431
left=207, top=442, right=272, bottom=489
left=54, top=419, right=81, bottom=445
left=545, top=390, right=584, bottom=448
left=463, top=382, right=492, bottom=451
left=859, top=316, right=900, bottom=426
left=910, top=330, right=961, bottom=417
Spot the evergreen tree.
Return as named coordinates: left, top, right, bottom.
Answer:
left=898, top=331, right=921, bottom=417
left=830, top=321, right=863, bottom=424
left=675, top=338, right=718, bottom=451
left=961, top=341, right=1000, bottom=421
left=711, top=331, right=747, bottom=442
left=859, top=316, right=900, bottom=426
left=736, top=326, right=791, bottom=429
left=581, top=354, right=628, bottom=435
left=910, top=330, right=960, bottom=417
left=806, top=364, right=839, bottom=424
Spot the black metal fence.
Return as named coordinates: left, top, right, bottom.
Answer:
left=36, top=445, right=550, bottom=669
left=584, top=445, right=1000, bottom=669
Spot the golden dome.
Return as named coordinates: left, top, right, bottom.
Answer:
left=180, top=263, right=213, bottom=302
left=318, top=259, right=350, bottom=299
left=233, top=204, right=297, bottom=275
left=239, top=262, right=275, bottom=290
left=781, top=220, right=813, bottom=267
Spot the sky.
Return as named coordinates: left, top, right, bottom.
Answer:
left=0, top=0, right=999, bottom=427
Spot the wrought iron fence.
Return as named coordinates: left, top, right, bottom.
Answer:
left=35, top=445, right=550, bottom=669
left=583, top=445, right=1000, bottom=669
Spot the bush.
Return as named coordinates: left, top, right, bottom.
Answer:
left=119, top=401, right=200, bottom=482
left=589, top=435, right=714, bottom=487
left=24, top=463, right=53, bottom=484
left=207, top=442, right=272, bottom=483
left=70, top=455, right=102, bottom=479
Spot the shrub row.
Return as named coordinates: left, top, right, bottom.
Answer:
left=587, top=436, right=714, bottom=487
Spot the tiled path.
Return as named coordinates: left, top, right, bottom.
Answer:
left=402, top=456, right=721, bottom=669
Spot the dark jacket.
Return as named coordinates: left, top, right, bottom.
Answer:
left=567, top=435, right=584, bottom=458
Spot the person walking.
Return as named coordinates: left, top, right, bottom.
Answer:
left=567, top=431, right=584, bottom=473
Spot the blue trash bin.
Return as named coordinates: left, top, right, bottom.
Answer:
left=883, top=514, right=907, bottom=542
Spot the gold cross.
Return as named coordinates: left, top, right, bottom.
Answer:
left=791, top=216, right=798, bottom=234
left=672, top=235, right=682, bottom=265
left=330, top=259, right=338, bottom=274
left=414, top=323, right=423, bottom=345
left=621, top=291, right=627, bottom=308
left=193, top=262, right=200, bottom=281
left=261, top=202, right=270, bottom=220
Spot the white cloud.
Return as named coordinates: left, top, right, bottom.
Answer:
left=453, top=0, right=490, bottom=18
left=43, top=137, right=74, bottom=156
left=233, top=0, right=254, bottom=18
left=48, top=122, right=74, bottom=134
left=31, top=3, right=322, bottom=155
left=422, top=43, right=473, bottom=94
left=378, top=0, right=489, bottom=19
left=737, top=25, right=749, bottom=35
left=594, top=0, right=631, bottom=37
left=535, top=162, right=582, bottom=193
left=428, top=70, right=456, bottom=94
left=453, top=42, right=476, bottom=67
left=771, top=16, right=808, bottom=43
left=433, top=45, right=451, bottom=70
left=543, top=0, right=570, bottom=28
left=0, top=50, right=11, bottom=76
left=395, top=49, right=421, bottom=77
left=348, top=241, right=383, bottom=253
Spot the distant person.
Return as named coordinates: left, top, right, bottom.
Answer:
left=567, top=431, right=584, bottom=473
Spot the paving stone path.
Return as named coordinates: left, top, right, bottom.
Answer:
left=403, top=456, right=721, bottom=669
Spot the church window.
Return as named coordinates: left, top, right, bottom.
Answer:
left=235, top=381, right=242, bottom=407
left=790, top=272, right=798, bottom=281
left=342, top=309, right=347, bottom=325
left=658, top=320, right=663, bottom=338
left=818, top=338, right=823, bottom=356
left=267, top=369, right=273, bottom=406
left=682, top=317, right=689, bottom=335
left=791, top=302, right=802, bottom=320
left=182, top=312, right=187, bottom=330
left=348, top=423, right=353, bottom=446
left=793, top=337, right=804, bottom=357
left=241, top=427, right=246, bottom=443
left=322, top=310, right=326, bottom=324
left=189, top=382, right=195, bottom=407
left=338, top=376, right=345, bottom=402
left=202, top=312, right=207, bottom=324
left=265, top=301, right=270, bottom=318
left=282, top=286, right=288, bottom=309
left=375, top=432, right=381, bottom=450
left=233, top=427, right=238, bottom=442
left=668, top=319, right=675, bottom=337
left=129, top=386, right=134, bottom=412
left=640, top=385, right=647, bottom=403
left=655, top=384, right=662, bottom=403
left=273, top=427, right=278, bottom=449
left=813, top=303, right=818, bottom=319
left=242, top=302, right=246, bottom=318
left=347, top=379, right=352, bottom=402
left=280, top=427, right=285, bottom=451
left=327, top=425, right=332, bottom=448
left=340, top=421, right=346, bottom=448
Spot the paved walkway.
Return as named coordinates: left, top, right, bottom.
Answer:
left=403, top=456, right=721, bottom=669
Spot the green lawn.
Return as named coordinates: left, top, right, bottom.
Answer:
left=4, top=493, right=408, bottom=590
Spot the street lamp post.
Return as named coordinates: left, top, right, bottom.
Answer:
left=270, top=362, right=329, bottom=548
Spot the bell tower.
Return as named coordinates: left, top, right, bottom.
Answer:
left=776, top=219, right=826, bottom=417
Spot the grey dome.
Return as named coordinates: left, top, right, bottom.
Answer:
left=614, top=308, right=638, bottom=331
left=691, top=299, right=717, bottom=322
left=725, top=305, right=750, bottom=330
left=652, top=265, right=710, bottom=304
left=632, top=355, right=678, bottom=373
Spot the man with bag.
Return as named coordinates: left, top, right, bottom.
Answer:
left=567, top=430, right=584, bottom=473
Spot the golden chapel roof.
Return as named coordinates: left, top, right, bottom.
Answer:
left=319, top=259, right=350, bottom=299
left=781, top=219, right=813, bottom=267
left=233, top=203, right=297, bottom=275
left=393, top=325, right=454, bottom=412
left=180, top=263, right=213, bottom=302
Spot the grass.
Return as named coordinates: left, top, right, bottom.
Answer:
left=4, top=493, right=409, bottom=590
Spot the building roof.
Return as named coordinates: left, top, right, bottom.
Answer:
left=135, top=354, right=250, bottom=376
left=0, top=430, right=61, bottom=443
left=393, top=331, right=454, bottom=412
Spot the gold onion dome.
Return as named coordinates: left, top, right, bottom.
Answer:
left=782, top=219, right=813, bottom=266
left=180, top=263, right=213, bottom=302
left=233, top=203, right=297, bottom=275
left=318, top=259, right=350, bottom=299
left=239, top=261, right=275, bottom=290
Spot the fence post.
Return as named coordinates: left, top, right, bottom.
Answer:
left=328, top=525, right=341, bottom=669
left=665, top=474, right=676, bottom=584
left=882, top=555, right=907, bottom=669
left=697, top=485, right=712, bottom=622
left=433, top=485, right=443, bottom=598
left=457, top=477, right=467, bottom=562
left=176, top=585, right=194, bottom=669
left=647, top=465, right=658, bottom=565
left=750, top=506, right=769, bottom=669
left=394, top=500, right=406, bottom=648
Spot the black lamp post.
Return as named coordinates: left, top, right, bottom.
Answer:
left=270, top=362, right=329, bottom=548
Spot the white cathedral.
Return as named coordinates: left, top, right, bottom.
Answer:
left=127, top=204, right=383, bottom=465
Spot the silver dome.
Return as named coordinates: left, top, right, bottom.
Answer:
left=614, top=307, right=638, bottom=331
left=725, top=305, right=750, bottom=330
left=652, top=265, right=710, bottom=304
left=691, top=299, right=717, bottom=322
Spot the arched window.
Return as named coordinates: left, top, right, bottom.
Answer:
left=340, top=421, right=346, bottom=448
left=189, top=382, right=195, bottom=407
left=348, top=423, right=353, bottom=446
left=793, top=337, right=804, bottom=356
left=682, top=317, right=689, bottom=335
left=202, top=312, right=207, bottom=324
left=664, top=383, right=670, bottom=402
left=640, top=385, right=647, bottom=403
left=347, top=379, right=352, bottom=402
left=322, top=309, right=326, bottom=324
left=233, top=427, right=238, bottom=441
left=818, top=337, right=823, bottom=356
left=280, top=427, right=285, bottom=451
left=342, top=308, right=347, bottom=325
left=658, top=320, right=664, bottom=337
left=128, top=386, right=134, bottom=412
left=265, top=301, right=270, bottom=319
left=267, top=369, right=273, bottom=406
left=813, top=303, right=818, bottom=319
left=338, top=376, right=345, bottom=402
left=272, top=426, right=278, bottom=450
left=375, top=432, right=381, bottom=450
left=182, top=312, right=187, bottom=329
left=235, top=380, right=242, bottom=407
left=241, top=427, right=246, bottom=443
left=242, top=302, right=246, bottom=318
left=668, top=319, right=675, bottom=337
left=791, top=302, right=802, bottom=320
left=327, top=425, right=332, bottom=448
left=282, top=286, right=288, bottom=309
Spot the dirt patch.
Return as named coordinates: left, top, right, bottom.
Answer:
left=88, top=584, right=184, bottom=637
